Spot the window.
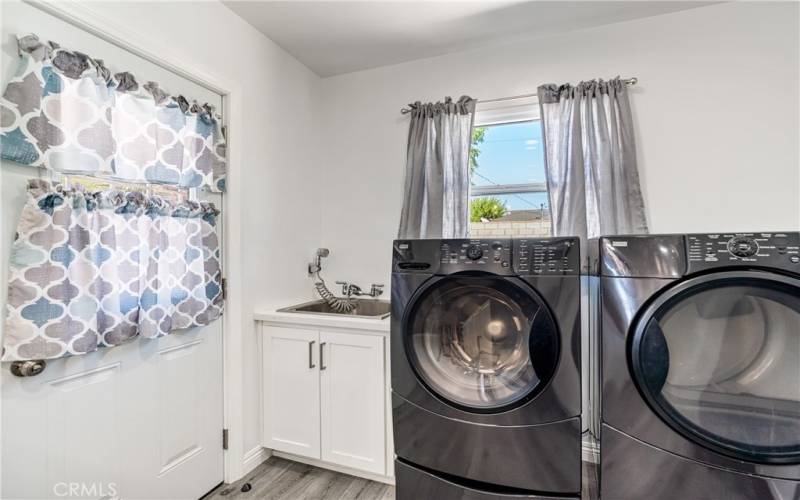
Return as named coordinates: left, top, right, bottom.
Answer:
left=469, top=97, right=550, bottom=238
left=67, top=176, right=190, bottom=204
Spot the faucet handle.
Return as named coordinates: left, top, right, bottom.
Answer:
left=370, top=283, right=385, bottom=296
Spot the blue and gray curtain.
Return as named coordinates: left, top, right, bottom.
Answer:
left=3, top=180, right=223, bottom=361
left=1, top=33, right=227, bottom=362
left=0, top=34, right=226, bottom=192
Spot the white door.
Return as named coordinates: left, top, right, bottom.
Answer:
left=320, top=331, right=385, bottom=475
left=1, top=4, right=224, bottom=499
left=262, top=325, right=320, bottom=459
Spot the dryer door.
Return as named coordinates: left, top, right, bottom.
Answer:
left=404, top=276, right=559, bottom=413
left=630, top=270, right=800, bottom=464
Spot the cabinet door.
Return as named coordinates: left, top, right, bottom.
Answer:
left=320, top=331, right=386, bottom=474
left=262, top=325, right=320, bottom=459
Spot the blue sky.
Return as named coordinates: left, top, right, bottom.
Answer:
left=471, top=121, right=549, bottom=210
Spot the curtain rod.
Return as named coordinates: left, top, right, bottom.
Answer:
left=400, top=77, right=638, bottom=114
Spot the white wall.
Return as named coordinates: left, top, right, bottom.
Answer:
left=0, top=0, right=323, bottom=472
left=317, top=1, right=800, bottom=289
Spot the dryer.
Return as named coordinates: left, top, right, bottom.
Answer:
left=596, top=233, right=800, bottom=500
left=391, top=238, right=582, bottom=499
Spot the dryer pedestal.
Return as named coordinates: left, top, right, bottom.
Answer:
left=394, top=394, right=581, bottom=493
left=602, top=425, right=800, bottom=500
left=395, top=460, right=578, bottom=500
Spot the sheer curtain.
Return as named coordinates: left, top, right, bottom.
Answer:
left=537, top=78, right=648, bottom=243
left=398, top=96, right=476, bottom=239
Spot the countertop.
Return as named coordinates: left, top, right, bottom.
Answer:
left=254, top=307, right=390, bottom=333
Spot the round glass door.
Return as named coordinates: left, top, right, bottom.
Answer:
left=405, top=276, right=559, bottom=413
left=631, top=271, right=800, bottom=464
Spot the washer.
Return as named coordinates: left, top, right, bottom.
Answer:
left=596, top=233, right=800, bottom=500
left=391, top=238, right=581, bottom=499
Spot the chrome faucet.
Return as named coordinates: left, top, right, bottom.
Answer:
left=336, top=281, right=384, bottom=298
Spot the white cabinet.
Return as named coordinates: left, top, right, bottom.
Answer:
left=320, top=331, right=385, bottom=474
left=262, top=324, right=386, bottom=477
left=263, top=326, right=321, bottom=458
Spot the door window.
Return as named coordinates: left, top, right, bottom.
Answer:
left=405, top=277, right=559, bottom=412
left=632, top=272, right=800, bottom=463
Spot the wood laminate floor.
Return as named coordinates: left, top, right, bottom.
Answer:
left=203, top=457, right=394, bottom=500
left=583, top=460, right=599, bottom=500
left=205, top=456, right=599, bottom=500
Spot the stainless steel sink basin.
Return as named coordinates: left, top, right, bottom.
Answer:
left=278, top=299, right=391, bottom=319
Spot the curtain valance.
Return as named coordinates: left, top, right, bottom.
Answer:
left=0, top=34, right=226, bottom=192
left=3, top=180, right=223, bottom=361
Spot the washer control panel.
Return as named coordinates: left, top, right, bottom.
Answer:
left=687, top=232, right=800, bottom=272
left=439, top=239, right=513, bottom=274
left=514, top=237, right=580, bottom=275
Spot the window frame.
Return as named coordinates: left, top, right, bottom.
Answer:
left=469, top=96, right=549, bottom=223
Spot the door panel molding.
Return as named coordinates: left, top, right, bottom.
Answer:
left=48, top=362, right=121, bottom=390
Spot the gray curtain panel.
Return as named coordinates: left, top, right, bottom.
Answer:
left=537, top=78, right=648, bottom=242
left=398, top=96, right=476, bottom=239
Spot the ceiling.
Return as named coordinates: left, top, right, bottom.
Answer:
left=223, top=1, right=714, bottom=77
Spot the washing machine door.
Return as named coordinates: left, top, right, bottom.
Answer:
left=630, top=270, right=800, bottom=464
left=403, top=275, right=560, bottom=413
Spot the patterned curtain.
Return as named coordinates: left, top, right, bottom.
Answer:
left=0, top=34, right=226, bottom=192
left=3, top=180, right=223, bottom=361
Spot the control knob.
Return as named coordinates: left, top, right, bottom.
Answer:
left=727, top=236, right=759, bottom=258
left=466, top=244, right=484, bottom=261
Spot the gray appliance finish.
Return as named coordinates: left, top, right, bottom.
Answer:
left=595, top=232, right=800, bottom=500
left=391, top=238, right=582, bottom=499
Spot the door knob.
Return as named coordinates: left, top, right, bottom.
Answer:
left=10, top=360, right=46, bottom=377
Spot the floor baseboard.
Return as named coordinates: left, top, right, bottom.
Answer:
left=582, top=432, right=600, bottom=464
left=242, top=446, right=272, bottom=475
left=271, top=450, right=395, bottom=486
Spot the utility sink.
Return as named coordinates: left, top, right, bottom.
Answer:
left=278, top=299, right=391, bottom=319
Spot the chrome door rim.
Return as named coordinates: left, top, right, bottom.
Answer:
left=629, top=270, right=800, bottom=464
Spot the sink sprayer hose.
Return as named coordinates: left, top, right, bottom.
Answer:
left=314, top=272, right=357, bottom=313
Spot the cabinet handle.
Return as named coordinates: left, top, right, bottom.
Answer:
left=308, top=341, right=316, bottom=369
left=320, top=342, right=326, bottom=371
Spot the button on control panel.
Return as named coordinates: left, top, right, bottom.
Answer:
left=439, top=239, right=512, bottom=273
left=465, top=244, right=484, bottom=261
left=727, top=236, right=759, bottom=258
left=514, top=237, right=579, bottom=275
left=687, top=232, right=800, bottom=272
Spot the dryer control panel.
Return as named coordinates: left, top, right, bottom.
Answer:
left=514, top=237, right=580, bottom=275
left=438, top=239, right=514, bottom=275
left=687, top=232, right=800, bottom=273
